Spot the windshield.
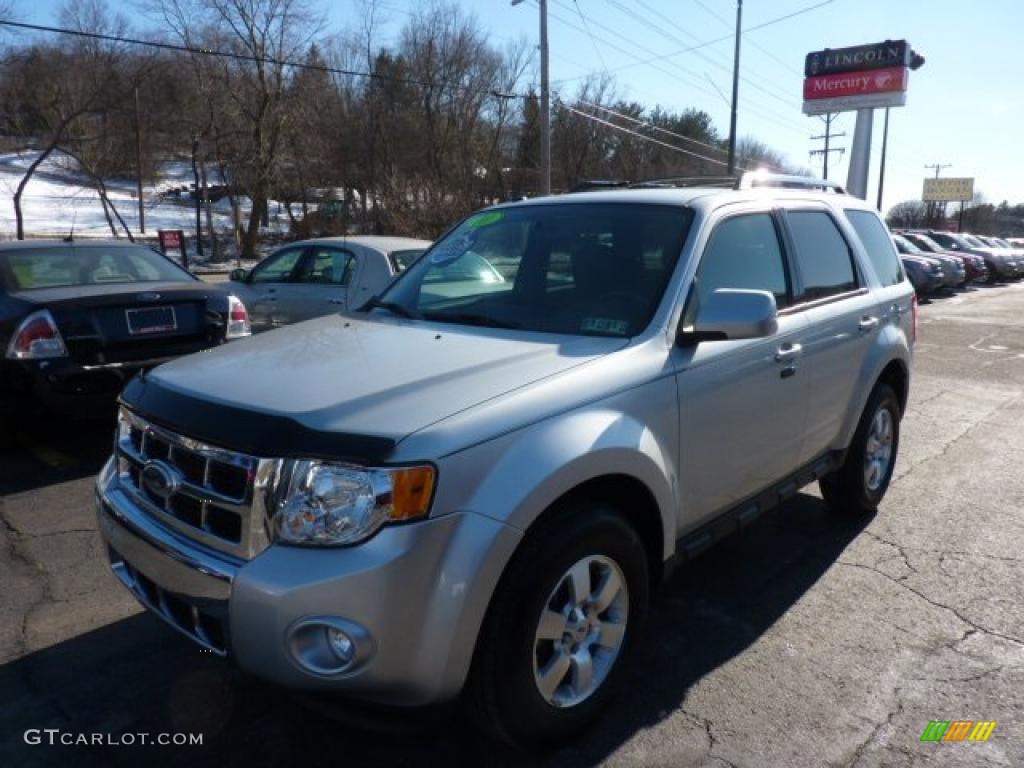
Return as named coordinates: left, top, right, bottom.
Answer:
left=906, top=233, right=940, bottom=252
left=390, top=248, right=427, bottom=273
left=0, top=245, right=193, bottom=291
left=378, top=203, right=693, bottom=337
left=892, top=235, right=920, bottom=254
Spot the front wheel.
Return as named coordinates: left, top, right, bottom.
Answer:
left=466, top=504, right=649, bottom=747
left=820, top=382, right=901, bottom=515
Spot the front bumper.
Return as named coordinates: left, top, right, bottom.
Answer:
left=96, top=458, right=521, bottom=705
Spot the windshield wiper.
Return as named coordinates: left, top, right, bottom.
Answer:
left=360, top=296, right=421, bottom=319
left=422, top=311, right=520, bottom=329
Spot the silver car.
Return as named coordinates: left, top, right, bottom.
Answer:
left=228, top=235, right=431, bottom=331
left=96, top=175, right=914, bottom=746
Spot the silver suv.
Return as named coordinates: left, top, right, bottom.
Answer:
left=96, top=175, right=915, bottom=746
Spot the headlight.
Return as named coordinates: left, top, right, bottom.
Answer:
left=273, top=461, right=435, bottom=546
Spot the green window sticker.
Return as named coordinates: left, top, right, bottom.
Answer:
left=581, top=317, right=630, bottom=335
left=466, top=211, right=505, bottom=229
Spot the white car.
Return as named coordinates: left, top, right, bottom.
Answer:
left=228, top=235, right=431, bottom=331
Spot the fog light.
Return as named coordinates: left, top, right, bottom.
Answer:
left=326, top=627, right=355, bottom=663
left=287, top=617, right=374, bottom=677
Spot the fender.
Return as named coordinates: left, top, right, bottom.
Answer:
left=835, top=320, right=911, bottom=451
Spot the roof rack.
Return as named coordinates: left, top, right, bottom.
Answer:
left=628, top=176, right=737, bottom=190
left=626, top=172, right=846, bottom=194
left=737, top=172, right=846, bottom=194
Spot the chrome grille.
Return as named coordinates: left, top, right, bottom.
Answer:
left=116, top=408, right=277, bottom=559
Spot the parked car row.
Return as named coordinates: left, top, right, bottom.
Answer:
left=891, top=229, right=1024, bottom=295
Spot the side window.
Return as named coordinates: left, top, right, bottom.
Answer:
left=787, top=211, right=858, bottom=301
left=250, top=248, right=305, bottom=283
left=846, top=210, right=904, bottom=287
left=694, top=213, right=790, bottom=311
left=297, top=248, right=354, bottom=285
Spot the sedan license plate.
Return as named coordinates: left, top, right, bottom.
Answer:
left=126, top=306, right=177, bottom=335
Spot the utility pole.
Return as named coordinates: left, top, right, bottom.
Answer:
left=726, top=0, right=742, bottom=176
left=191, top=136, right=204, bottom=259
left=512, top=0, right=550, bottom=195
left=876, top=107, right=890, bottom=211
left=809, top=113, right=845, bottom=179
left=924, top=162, right=951, bottom=227
left=134, top=87, right=145, bottom=234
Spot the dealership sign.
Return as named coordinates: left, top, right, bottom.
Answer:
left=802, top=40, right=913, bottom=115
left=922, top=177, right=975, bottom=202
left=805, top=41, right=911, bottom=77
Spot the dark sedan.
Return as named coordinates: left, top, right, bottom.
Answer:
left=1, top=240, right=249, bottom=426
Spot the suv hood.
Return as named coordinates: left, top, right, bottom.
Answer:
left=133, top=313, right=626, bottom=456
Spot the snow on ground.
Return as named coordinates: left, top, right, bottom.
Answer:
left=0, top=150, right=291, bottom=244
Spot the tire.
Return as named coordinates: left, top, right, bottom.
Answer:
left=820, top=382, right=901, bottom=515
left=466, top=503, right=650, bottom=748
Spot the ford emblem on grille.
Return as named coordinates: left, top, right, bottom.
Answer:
left=141, top=461, right=181, bottom=500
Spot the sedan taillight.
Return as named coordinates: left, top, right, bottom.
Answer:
left=225, top=295, right=251, bottom=339
left=5, top=309, right=68, bottom=360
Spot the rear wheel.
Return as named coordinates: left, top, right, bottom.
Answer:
left=820, top=382, right=901, bottom=515
left=466, top=503, right=649, bottom=748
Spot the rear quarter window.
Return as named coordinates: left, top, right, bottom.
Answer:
left=846, top=210, right=904, bottom=287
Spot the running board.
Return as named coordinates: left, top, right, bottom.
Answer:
left=664, top=452, right=839, bottom=579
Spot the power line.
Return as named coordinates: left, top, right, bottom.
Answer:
left=541, top=1, right=808, bottom=136
left=686, top=0, right=803, bottom=77
left=557, top=0, right=834, bottom=81
left=570, top=0, right=610, bottom=77
left=0, top=18, right=528, bottom=101
left=622, top=0, right=801, bottom=107
left=578, top=98, right=727, bottom=157
left=564, top=104, right=741, bottom=169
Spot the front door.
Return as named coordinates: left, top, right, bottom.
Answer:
left=245, top=246, right=307, bottom=331
left=281, top=246, right=357, bottom=322
left=675, top=210, right=810, bottom=525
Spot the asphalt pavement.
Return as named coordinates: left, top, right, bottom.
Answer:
left=1, top=281, right=1023, bottom=767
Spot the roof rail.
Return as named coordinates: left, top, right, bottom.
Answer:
left=737, top=172, right=846, bottom=194
left=628, top=176, right=738, bottom=190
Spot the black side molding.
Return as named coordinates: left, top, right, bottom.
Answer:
left=664, top=452, right=839, bottom=579
left=120, top=373, right=397, bottom=464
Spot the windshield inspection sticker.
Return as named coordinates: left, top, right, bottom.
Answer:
left=581, top=317, right=629, bottom=335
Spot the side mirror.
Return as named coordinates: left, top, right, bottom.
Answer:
left=229, top=268, right=248, bottom=282
left=686, top=288, right=778, bottom=342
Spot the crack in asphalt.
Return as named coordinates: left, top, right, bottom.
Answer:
left=893, top=392, right=1021, bottom=483
left=679, top=708, right=739, bottom=768
left=837, top=560, right=1024, bottom=648
left=848, top=685, right=903, bottom=768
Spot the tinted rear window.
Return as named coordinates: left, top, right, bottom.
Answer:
left=0, top=245, right=192, bottom=291
left=787, top=211, right=858, bottom=301
left=846, top=210, right=904, bottom=286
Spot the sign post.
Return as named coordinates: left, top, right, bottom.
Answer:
left=157, top=229, right=189, bottom=270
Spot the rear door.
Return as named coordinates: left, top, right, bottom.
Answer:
left=245, top=246, right=307, bottom=331
left=845, top=208, right=914, bottom=343
left=280, top=246, right=357, bottom=322
left=780, top=206, right=879, bottom=465
left=675, top=208, right=811, bottom=523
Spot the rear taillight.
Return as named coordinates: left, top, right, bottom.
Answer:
left=911, top=293, right=919, bottom=344
left=5, top=309, right=68, bottom=360
left=225, top=295, right=251, bottom=339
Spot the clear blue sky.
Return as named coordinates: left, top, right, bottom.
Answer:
left=18, top=0, right=1024, bottom=210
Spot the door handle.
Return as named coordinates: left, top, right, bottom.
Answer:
left=858, top=316, right=880, bottom=333
left=327, top=299, right=345, bottom=305
left=775, top=343, right=803, bottom=362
